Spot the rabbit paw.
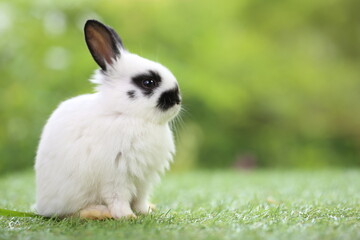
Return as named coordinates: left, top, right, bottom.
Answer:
left=133, top=202, right=156, bottom=214
left=109, top=203, right=137, bottom=219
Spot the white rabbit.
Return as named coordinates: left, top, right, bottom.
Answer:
left=35, top=20, right=181, bottom=219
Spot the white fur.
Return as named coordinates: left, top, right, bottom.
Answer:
left=35, top=50, right=180, bottom=217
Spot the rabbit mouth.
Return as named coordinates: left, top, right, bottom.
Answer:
left=156, top=86, right=181, bottom=111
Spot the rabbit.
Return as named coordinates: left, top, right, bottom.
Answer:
left=34, top=19, right=181, bottom=219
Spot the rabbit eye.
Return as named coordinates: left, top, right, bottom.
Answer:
left=142, top=78, right=158, bottom=89
left=132, top=70, right=162, bottom=96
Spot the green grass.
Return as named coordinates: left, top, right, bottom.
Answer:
left=0, top=169, right=359, bottom=240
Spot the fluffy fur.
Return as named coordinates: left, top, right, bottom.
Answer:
left=35, top=20, right=181, bottom=218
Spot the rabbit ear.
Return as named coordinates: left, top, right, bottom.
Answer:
left=84, top=20, right=124, bottom=71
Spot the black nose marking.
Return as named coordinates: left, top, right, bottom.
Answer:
left=157, top=86, right=181, bottom=111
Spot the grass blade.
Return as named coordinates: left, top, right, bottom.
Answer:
left=0, top=208, right=39, bottom=218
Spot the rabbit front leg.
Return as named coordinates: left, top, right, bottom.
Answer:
left=131, top=182, right=156, bottom=214
left=102, top=184, right=136, bottom=219
left=108, top=200, right=136, bottom=219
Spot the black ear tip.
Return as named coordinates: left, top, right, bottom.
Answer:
left=84, top=19, right=95, bottom=32
left=85, top=19, right=96, bottom=26
left=84, top=19, right=105, bottom=31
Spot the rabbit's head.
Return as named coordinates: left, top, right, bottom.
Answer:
left=84, top=20, right=181, bottom=124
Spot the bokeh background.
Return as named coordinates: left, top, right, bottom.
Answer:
left=0, top=0, right=359, bottom=175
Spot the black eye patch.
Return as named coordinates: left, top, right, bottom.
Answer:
left=131, top=70, right=162, bottom=96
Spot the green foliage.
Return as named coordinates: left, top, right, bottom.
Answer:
left=0, top=0, right=360, bottom=173
left=0, top=170, right=359, bottom=239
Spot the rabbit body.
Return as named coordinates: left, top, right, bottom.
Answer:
left=35, top=20, right=181, bottom=218
left=35, top=93, right=174, bottom=217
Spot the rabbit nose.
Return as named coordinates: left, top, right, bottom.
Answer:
left=173, top=87, right=181, bottom=105
left=175, top=86, right=181, bottom=104
left=157, top=86, right=181, bottom=111
left=175, top=94, right=181, bottom=105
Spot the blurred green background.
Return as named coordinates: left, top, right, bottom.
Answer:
left=0, top=0, right=359, bottom=174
